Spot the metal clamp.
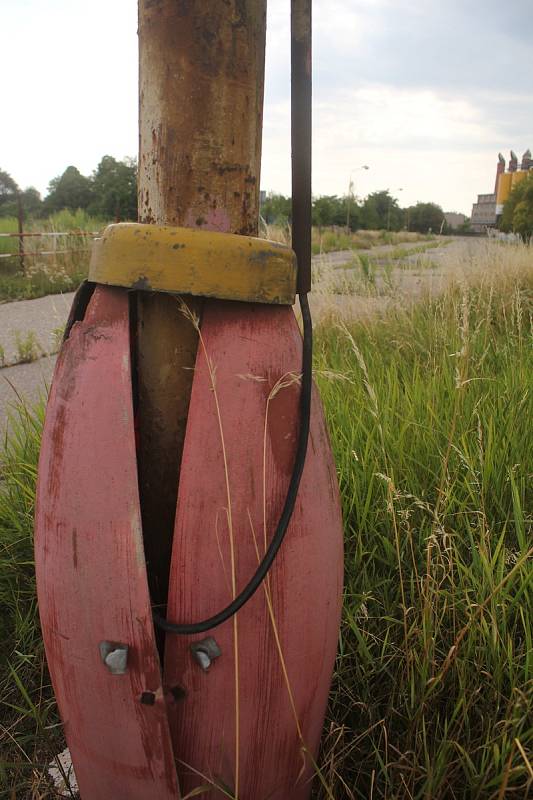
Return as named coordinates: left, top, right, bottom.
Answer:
left=89, top=223, right=297, bottom=305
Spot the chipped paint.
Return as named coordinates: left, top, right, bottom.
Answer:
left=139, top=0, right=266, bottom=234
left=89, top=222, right=297, bottom=305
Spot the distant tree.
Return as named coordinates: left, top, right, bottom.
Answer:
left=0, top=169, right=19, bottom=212
left=44, top=166, right=93, bottom=213
left=500, top=172, right=533, bottom=241
left=261, top=192, right=291, bottom=225
left=360, top=190, right=400, bottom=230
left=406, top=202, right=444, bottom=234
left=512, top=200, right=533, bottom=241
left=312, top=195, right=346, bottom=229
left=0, top=186, right=43, bottom=218
left=20, top=187, right=43, bottom=217
left=342, top=194, right=362, bottom=231
left=89, top=155, right=137, bottom=221
left=262, top=193, right=363, bottom=230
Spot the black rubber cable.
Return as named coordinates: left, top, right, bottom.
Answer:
left=153, top=292, right=312, bottom=635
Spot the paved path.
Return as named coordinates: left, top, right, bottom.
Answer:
left=0, top=355, right=56, bottom=436
left=0, top=237, right=470, bottom=435
left=313, top=236, right=442, bottom=268
left=0, top=293, right=76, bottom=436
left=0, top=292, right=75, bottom=366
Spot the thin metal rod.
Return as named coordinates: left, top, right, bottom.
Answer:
left=291, top=0, right=312, bottom=293
left=17, top=194, right=25, bottom=275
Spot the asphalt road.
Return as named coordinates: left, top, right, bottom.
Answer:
left=0, top=237, right=465, bottom=436
left=0, top=291, right=75, bottom=367
left=0, top=292, right=75, bottom=436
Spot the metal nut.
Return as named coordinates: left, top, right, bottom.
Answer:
left=190, top=637, right=221, bottom=671
left=99, top=641, right=129, bottom=675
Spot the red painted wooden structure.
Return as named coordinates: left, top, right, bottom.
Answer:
left=164, top=301, right=342, bottom=797
left=35, top=2, right=344, bottom=797
left=35, top=287, right=179, bottom=798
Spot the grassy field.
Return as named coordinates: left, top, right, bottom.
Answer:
left=0, top=211, right=103, bottom=303
left=0, top=240, right=531, bottom=797
left=313, top=228, right=436, bottom=255
left=262, top=223, right=437, bottom=255
left=313, top=244, right=532, bottom=798
left=1, top=218, right=438, bottom=304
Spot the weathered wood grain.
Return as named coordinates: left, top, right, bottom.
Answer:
left=35, top=286, right=180, bottom=800
left=164, top=301, right=344, bottom=799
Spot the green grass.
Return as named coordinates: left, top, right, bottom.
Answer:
left=334, top=241, right=450, bottom=276
left=311, top=229, right=435, bottom=255
left=0, top=269, right=86, bottom=303
left=314, top=270, right=532, bottom=798
left=0, top=219, right=437, bottom=302
left=385, top=239, right=447, bottom=259
left=0, top=402, right=63, bottom=797
left=261, top=223, right=435, bottom=255
left=0, top=211, right=105, bottom=302
left=0, top=250, right=531, bottom=797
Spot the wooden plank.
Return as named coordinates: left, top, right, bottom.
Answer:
left=35, top=286, right=180, bottom=800
left=164, top=302, right=344, bottom=799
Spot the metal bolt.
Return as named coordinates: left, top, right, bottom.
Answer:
left=190, top=637, right=221, bottom=671
left=99, top=641, right=129, bottom=675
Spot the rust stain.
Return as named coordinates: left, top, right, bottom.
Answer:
left=71, top=528, right=78, bottom=569
left=138, top=0, right=265, bottom=234
left=266, top=376, right=299, bottom=475
left=131, top=276, right=153, bottom=291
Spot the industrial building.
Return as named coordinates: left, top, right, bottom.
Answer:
left=470, top=150, right=532, bottom=233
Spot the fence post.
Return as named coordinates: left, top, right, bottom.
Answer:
left=17, top=193, right=25, bottom=274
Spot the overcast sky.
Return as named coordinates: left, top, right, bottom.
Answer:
left=1, top=0, right=531, bottom=214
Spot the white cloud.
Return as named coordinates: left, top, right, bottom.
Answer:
left=0, top=0, right=137, bottom=194
left=1, top=0, right=531, bottom=217
left=262, top=85, right=502, bottom=212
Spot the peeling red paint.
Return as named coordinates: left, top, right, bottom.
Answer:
left=35, top=286, right=180, bottom=799
left=164, top=301, right=343, bottom=798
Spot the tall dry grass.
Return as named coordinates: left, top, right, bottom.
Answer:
left=0, top=238, right=531, bottom=798
left=313, top=238, right=532, bottom=798
left=260, top=222, right=434, bottom=255
left=0, top=211, right=104, bottom=302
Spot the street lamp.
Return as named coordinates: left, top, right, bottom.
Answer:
left=346, top=165, right=369, bottom=230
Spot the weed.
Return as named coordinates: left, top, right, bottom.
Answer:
left=51, top=325, right=66, bottom=352
left=0, top=212, right=103, bottom=302
left=0, top=402, right=64, bottom=797
left=357, top=253, right=375, bottom=285
left=13, top=330, right=42, bottom=364
left=313, top=256, right=533, bottom=798
left=0, top=239, right=531, bottom=798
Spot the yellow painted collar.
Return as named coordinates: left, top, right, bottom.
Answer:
left=89, top=223, right=297, bottom=305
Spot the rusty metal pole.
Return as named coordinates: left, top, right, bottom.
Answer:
left=17, top=193, right=25, bottom=274
left=291, top=0, right=312, bottom=294
left=136, top=0, right=267, bottom=616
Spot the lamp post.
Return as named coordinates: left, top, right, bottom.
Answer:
left=346, top=164, right=369, bottom=230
